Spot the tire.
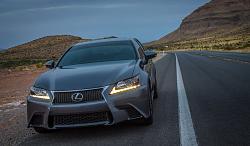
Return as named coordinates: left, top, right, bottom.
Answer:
left=142, top=113, right=153, bottom=125
left=141, top=88, right=153, bottom=125
left=153, top=79, right=158, bottom=99
left=34, top=127, right=50, bottom=133
left=152, top=66, right=158, bottom=99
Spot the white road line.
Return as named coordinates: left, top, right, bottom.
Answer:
left=175, top=54, right=198, bottom=146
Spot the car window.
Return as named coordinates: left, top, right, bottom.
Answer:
left=135, top=39, right=145, bottom=51
left=58, top=42, right=136, bottom=66
left=134, top=40, right=146, bottom=61
left=138, top=47, right=146, bottom=61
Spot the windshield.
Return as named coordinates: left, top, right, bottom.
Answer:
left=57, top=41, right=137, bottom=67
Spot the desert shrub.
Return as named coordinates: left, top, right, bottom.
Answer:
left=36, top=62, right=44, bottom=68
left=0, top=59, right=46, bottom=69
left=15, top=66, right=26, bottom=71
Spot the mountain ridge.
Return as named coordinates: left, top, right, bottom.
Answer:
left=0, top=35, right=89, bottom=61
left=0, top=35, right=90, bottom=68
left=148, top=0, right=250, bottom=50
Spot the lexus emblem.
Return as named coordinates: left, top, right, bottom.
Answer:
left=71, top=93, right=84, bottom=102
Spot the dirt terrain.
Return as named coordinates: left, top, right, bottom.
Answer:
left=0, top=68, right=46, bottom=146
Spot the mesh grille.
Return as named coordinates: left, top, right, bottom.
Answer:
left=126, top=107, right=142, bottom=119
left=117, top=105, right=142, bottom=119
left=53, top=112, right=110, bottom=126
left=53, top=88, right=103, bottom=104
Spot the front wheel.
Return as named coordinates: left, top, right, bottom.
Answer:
left=34, top=127, right=50, bottom=133
left=141, top=90, right=153, bottom=125
left=142, top=113, right=153, bottom=125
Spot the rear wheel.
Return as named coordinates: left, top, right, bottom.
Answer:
left=153, top=79, right=158, bottom=99
left=34, top=127, right=50, bottom=133
left=153, top=68, right=158, bottom=99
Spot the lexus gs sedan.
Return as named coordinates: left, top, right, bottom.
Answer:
left=27, top=38, right=158, bottom=133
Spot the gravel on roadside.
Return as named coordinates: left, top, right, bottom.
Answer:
left=0, top=103, right=37, bottom=146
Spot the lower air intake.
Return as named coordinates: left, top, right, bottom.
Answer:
left=53, top=111, right=111, bottom=126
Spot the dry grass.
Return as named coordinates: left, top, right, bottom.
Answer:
left=146, top=34, right=250, bottom=53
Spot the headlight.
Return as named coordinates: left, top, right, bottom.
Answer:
left=110, top=75, right=140, bottom=95
left=30, top=86, right=50, bottom=100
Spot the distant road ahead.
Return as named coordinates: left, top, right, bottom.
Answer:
left=20, top=51, right=250, bottom=146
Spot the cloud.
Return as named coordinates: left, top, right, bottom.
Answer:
left=0, top=0, right=210, bottom=48
left=0, top=1, right=137, bottom=16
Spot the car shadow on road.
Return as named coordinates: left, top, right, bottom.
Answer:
left=20, top=121, right=149, bottom=145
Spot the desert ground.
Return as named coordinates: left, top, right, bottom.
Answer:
left=0, top=68, right=46, bottom=145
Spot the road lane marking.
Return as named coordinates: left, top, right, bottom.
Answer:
left=175, top=54, right=198, bottom=146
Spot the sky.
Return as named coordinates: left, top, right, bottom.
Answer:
left=0, top=0, right=209, bottom=49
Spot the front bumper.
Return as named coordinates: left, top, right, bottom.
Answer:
left=27, top=85, right=150, bottom=129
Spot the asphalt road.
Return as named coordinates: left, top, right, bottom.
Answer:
left=20, top=51, right=250, bottom=146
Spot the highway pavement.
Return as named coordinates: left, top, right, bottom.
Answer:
left=20, top=51, right=250, bottom=146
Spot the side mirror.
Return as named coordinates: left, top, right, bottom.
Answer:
left=139, top=60, right=147, bottom=68
left=45, top=60, right=55, bottom=69
left=145, top=51, right=157, bottom=60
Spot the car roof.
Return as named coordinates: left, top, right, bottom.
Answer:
left=74, top=38, right=136, bottom=47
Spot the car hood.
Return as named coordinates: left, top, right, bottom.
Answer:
left=34, top=60, right=137, bottom=91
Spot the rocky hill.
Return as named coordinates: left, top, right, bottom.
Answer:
left=148, top=0, right=250, bottom=51
left=0, top=35, right=88, bottom=60
left=0, top=35, right=89, bottom=68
